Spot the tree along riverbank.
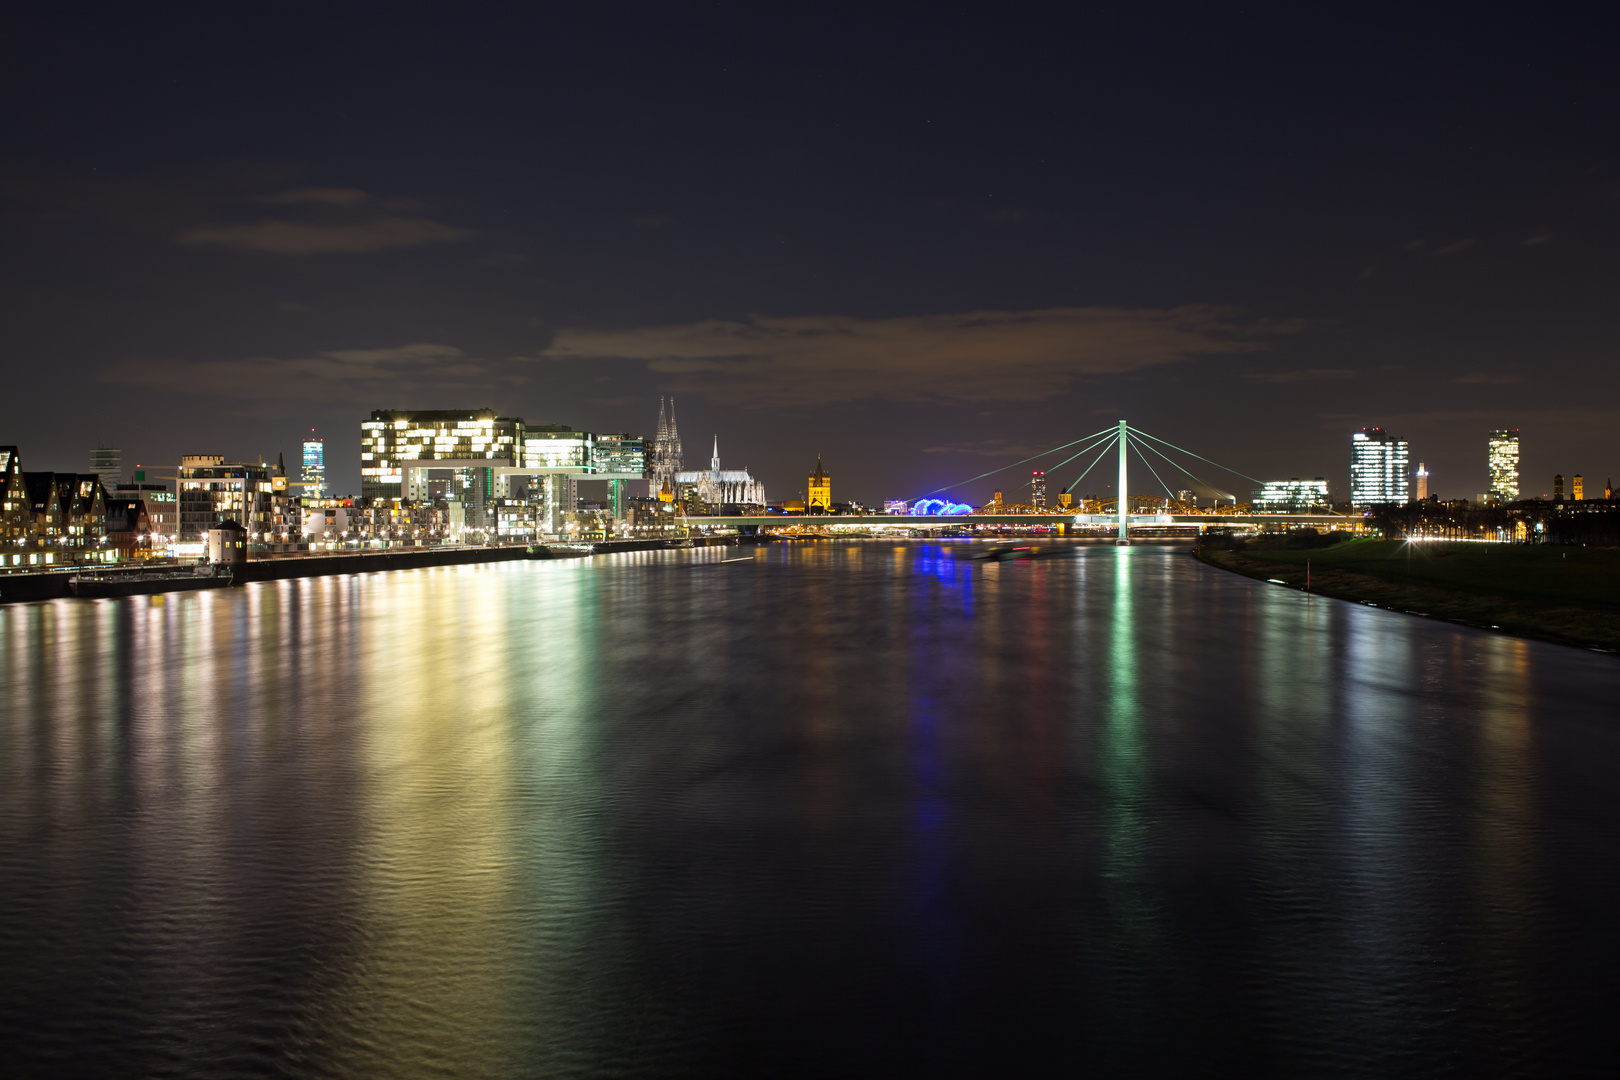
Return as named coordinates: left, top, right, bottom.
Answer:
left=1195, top=538, right=1620, bottom=654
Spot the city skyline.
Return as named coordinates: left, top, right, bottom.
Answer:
left=1, top=9, right=1616, bottom=503
left=11, top=408, right=1607, bottom=511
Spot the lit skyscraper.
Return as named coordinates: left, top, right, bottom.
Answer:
left=1350, top=428, right=1410, bottom=507
left=302, top=431, right=326, bottom=497
left=1030, top=469, right=1047, bottom=509
left=1488, top=429, right=1520, bottom=502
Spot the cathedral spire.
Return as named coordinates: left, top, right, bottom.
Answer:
left=649, top=395, right=684, bottom=500
left=711, top=435, right=720, bottom=474
left=667, top=397, right=682, bottom=463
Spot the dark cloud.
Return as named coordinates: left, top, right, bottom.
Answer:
left=541, top=307, right=1298, bottom=408
left=256, top=187, right=371, bottom=206
left=177, top=216, right=474, bottom=254
left=1453, top=371, right=1523, bottom=385
left=1244, top=368, right=1356, bottom=383
left=99, top=343, right=523, bottom=400
left=1401, top=238, right=1477, bottom=257
left=1427, top=238, right=1477, bottom=257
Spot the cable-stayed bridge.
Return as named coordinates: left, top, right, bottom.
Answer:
left=685, top=420, right=1353, bottom=540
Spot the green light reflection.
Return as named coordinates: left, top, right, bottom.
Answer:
left=1099, top=547, right=1160, bottom=1028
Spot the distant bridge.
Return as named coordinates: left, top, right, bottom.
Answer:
left=687, top=420, right=1351, bottom=542
left=684, top=513, right=1353, bottom=531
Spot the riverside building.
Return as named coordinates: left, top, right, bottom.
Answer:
left=302, top=432, right=326, bottom=496
left=1488, top=429, right=1520, bottom=502
left=1350, top=428, right=1410, bottom=507
left=1252, top=478, right=1330, bottom=513
left=1, top=447, right=29, bottom=553
left=360, top=410, right=520, bottom=525
left=646, top=398, right=685, bottom=502
left=177, top=456, right=275, bottom=545
left=676, top=437, right=767, bottom=510
left=361, top=408, right=645, bottom=537
left=644, top=401, right=761, bottom=513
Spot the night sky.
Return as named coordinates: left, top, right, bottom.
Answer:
left=3, top=6, right=1616, bottom=505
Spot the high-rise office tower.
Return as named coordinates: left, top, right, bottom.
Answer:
left=1030, top=469, right=1047, bottom=508
left=1415, top=462, right=1429, bottom=501
left=1488, top=429, right=1520, bottom=502
left=89, top=446, right=121, bottom=490
left=1350, top=428, right=1410, bottom=507
left=302, top=431, right=326, bottom=497
left=1573, top=474, right=1585, bottom=501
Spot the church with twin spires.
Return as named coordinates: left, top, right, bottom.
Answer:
left=646, top=397, right=766, bottom=509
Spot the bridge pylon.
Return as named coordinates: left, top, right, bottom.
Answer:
left=1116, top=419, right=1130, bottom=545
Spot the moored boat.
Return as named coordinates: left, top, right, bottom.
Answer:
left=68, top=566, right=235, bottom=598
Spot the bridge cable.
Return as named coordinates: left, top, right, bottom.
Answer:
left=1130, top=439, right=1177, bottom=501
left=1132, top=436, right=1235, bottom=502
left=1061, top=433, right=1121, bottom=496
left=913, top=425, right=1117, bottom=500
left=1125, top=427, right=1264, bottom=486
left=1033, top=430, right=1121, bottom=486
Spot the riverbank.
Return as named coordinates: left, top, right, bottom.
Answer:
left=0, top=535, right=765, bottom=604
left=1196, top=538, right=1620, bottom=653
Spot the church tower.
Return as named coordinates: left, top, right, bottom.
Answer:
left=807, top=455, right=832, bottom=511
left=647, top=397, right=684, bottom=498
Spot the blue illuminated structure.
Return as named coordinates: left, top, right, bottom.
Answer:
left=909, top=498, right=973, bottom=516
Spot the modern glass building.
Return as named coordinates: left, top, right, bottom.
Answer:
left=360, top=411, right=647, bottom=536
left=361, top=409, right=521, bottom=528
left=361, top=410, right=521, bottom=499
left=177, top=456, right=273, bottom=543
left=1488, top=429, right=1520, bottom=502
left=302, top=433, right=326, bottom=497
left=1252, top=478, right=1330, bottom=513
left=1350, top=428, right=1410, bottom=507
left=1030, top=470, right=1047, bottom=509
left=520, top=426, right=592, bottom=471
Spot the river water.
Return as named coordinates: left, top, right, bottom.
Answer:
left=2, top=541, right=1618, bottom=1076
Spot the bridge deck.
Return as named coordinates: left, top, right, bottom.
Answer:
left=680, top=513, right=1358, bottom=528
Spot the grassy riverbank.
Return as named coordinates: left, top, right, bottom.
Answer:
left=1195, top=538, right=1620, bottom=653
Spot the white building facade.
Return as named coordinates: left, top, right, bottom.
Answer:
left=1350, top=428, right=1410, bottom=507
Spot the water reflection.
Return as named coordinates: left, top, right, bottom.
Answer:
left=1095, top=546, right=1164, bottom=1054
left=2, top=546, right=1619, bottom=1075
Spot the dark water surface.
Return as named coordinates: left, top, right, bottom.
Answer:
left=4, top=542, right=1620, bottom=1076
